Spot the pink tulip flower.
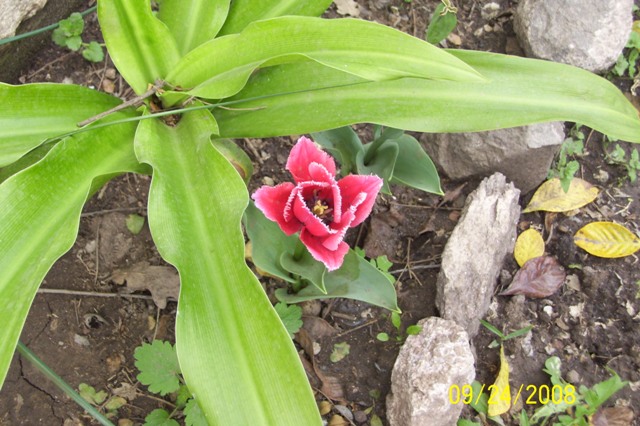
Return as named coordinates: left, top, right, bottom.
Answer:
left=252, top=136, right=383, bottom=271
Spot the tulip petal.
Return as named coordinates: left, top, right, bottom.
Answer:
left=287, top=136, right=336, bottom=183
left=322, top=210, right=355, bottom=251
left=338, top=174, right=383, bottom=227
left=252, top=183, right=302, bottom=235
left=292, top=189, right=332, bottom=237
left=308, top=162, right=342, bottom=224
left=300, top=229, right=350, bottom=271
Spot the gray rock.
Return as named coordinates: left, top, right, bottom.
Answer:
left=0, top=0, right=47, bottom=39
left=421, top=122, right=564, bottom=194
left=386, top=317, right=475, bottom=426
left=436, top=173, right=520, bottom=337
left=514, top=0, right=633, bottom=73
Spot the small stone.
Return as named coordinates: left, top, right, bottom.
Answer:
left=447, top=33, right=462, bottom=46
left=73, top=334, right=90, bottom=347
left=481, top=2, right=501, bottom=20
left=386, top=317, right=475, bottom=426
left=353, top=411, right=368, bottom=423
left=105, top=68, right=117, bottom=80
left=102, top=79, right=115, bottom=94
left=566, top=369, right=581, bottom=384
left=262, top=176, right=274, bottom=186
left=593, top=169, right=609, bottom=183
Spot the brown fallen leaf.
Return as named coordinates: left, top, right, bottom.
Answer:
left=500, top=256, right=565, bottom=298
left=313, top=361, right=345, bottom=401
left=438, top=182, right=467, bottom=208
left=591, top=406, right=635, bottom=426
left=111, top=262, right=179, bottom=309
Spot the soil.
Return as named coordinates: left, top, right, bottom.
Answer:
left=1, top=1, right=639, bottom=425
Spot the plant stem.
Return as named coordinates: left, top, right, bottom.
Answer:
left=0, top=6, right=97, bottom=46
left=16, top=341, right=115, bottom=426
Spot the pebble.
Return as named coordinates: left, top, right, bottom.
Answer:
left=566, top=369, right=581, bottom=384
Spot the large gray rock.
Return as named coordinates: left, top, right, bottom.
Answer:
left=514, top=0, right=633, bottom=73
left=0, top=0, right=47, bottom=39
left=421, top=122, right=564, bottom=194
left=386, top=317, right=475, bottom=426
left=436, top=173, right=520, bottom=337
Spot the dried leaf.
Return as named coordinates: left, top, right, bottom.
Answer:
left=487, top=346, right=511, bottom=417
left=500, top=256, right=566, bottom=298
left=313, top=362, right=344, bottom=401
left=523, top=178, right=599, bottom=213
left=590, top=406, right=635, bottom=426
left=574, top=222, right=640, bottom=258
left=111, top=262, right=179, bottom=309
left=514, top=228, right=545, bottom=267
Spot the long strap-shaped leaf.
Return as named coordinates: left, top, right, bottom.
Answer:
left=134, top=110, right=321, bottom=425
left=166, top=16, right=483, bottom=100
left=157, top=0, right=231, bottom=55
left=0, top=83, right=124, bottom=167
left=218, top=0, right=333, bottom=36
left=98, top=0, right=180, bottom=94
left=213, top=53, right=640, bottom=142
left=0, top=119, right=141, bottom=388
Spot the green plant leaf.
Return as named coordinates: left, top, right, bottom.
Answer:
left=244, top=202, right=298, bottom=283
left=274, top=302, right=303, bottom=339
left=157, top=0, right=230, bottom=55
left=65, top=35, right=82, bottom=51
left=426, top=2, right=457, bottom=44
left=134, top=340, right=181, bottom=396
left=98, top=0, right=180, bottom=94
left=218, top=0, right=333, bottom=35
left=311, top=126, right=364, bottom=175
left=78, top=383, right=108, bottom=405
left=145, top=409, right=180, bottom=426
left=133, top=109, right=321, bottom=425
left=275, top=250, right=400, bottom=312
left=166, top=16, right=483, bottom=100
left=390, top=134, right=443, bottom=194
left=214, top=51, right=640, bottom=143
left=280, top=251, right=327, bottom=294
left=126, top=213, right=145, bottom=235
left=82, top=41, right=104, bottom=62
left=211, top=138, right=253, bottom=185
left=330, top=342, right=350, bottom=363
left=0, top=83, right=126, bottom=168
left=184, top=398, right=207, bottom=426
left=0, top=115, right=141, bottom=389
left=357, top=142, right=398, bottom=194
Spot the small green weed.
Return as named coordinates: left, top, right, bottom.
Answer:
left=480, top=319, right=533, bottom=348
left=376, top=311, right=422, bottom=342
left=274, top=302, right=303, bottom=338
left=611, top=6, right=640, bottom=80
left=77, top=382, right=126, bottom=418
left=604, top=142, right=640, bottom=183
left=134, top=340, right=206, bottom=426
left=52, top=12, right=104, bottom=62
left=548, top=125, right=585, bottom=192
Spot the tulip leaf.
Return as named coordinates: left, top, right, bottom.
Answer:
left=218, top=0, right=335, bottom=36
left=513, top=229, right=545, bottom=267
left=280, top=252, right=327, bottom=294
left=98, top=0, right=180, bottom=94
left=389, top=134, right=443, bottom=195
left=133, top=109, right=321, bottom=425
left=0, top=116, right=141, bottom=388
left=574, top=222, right=640, bottom=258
left=357, top=142, right=399, bottom=195
left=0, top=83, right=124, bottom=168
left=211, top=138, right=253, bottom=185
left=214, top=51, right=640, bottom=143
left=523, top=178, right=599, bottom=213
left=166, top=16, right=483, bottom=100
left=275, top=250, right=400, bottom=312
left=311, top=127, right=364, bottom=176
left=157, top=0, right=230, bottom=55
left=244, top=202, right=298, bottom=283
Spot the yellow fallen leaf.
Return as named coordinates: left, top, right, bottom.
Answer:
left=514, top=229, right=545, bottom=267
left=488, top=346, right=511, bottom=417
left=523, top=178, right=599, bottom=213
left=574, top=222, right=640, bottom=258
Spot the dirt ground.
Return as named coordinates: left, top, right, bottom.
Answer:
left=0, top=1, right=639, bottom=425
